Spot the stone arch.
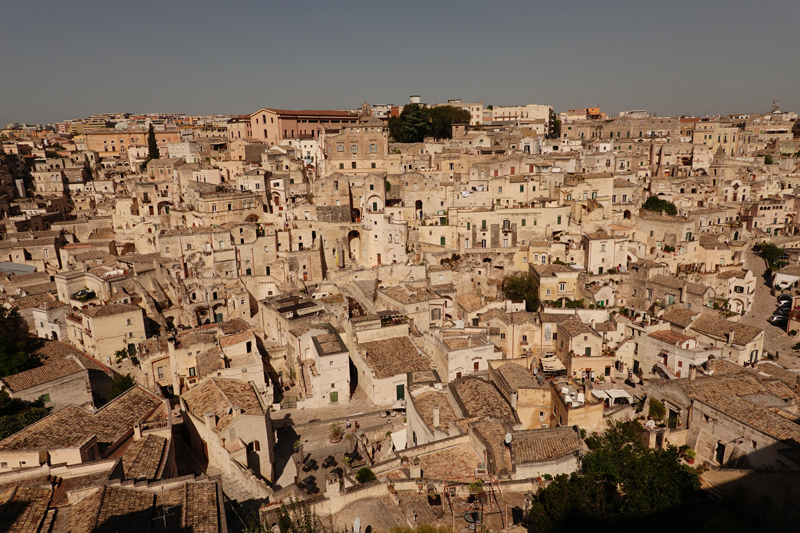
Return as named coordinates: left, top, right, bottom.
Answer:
left=347, top=230, right=361, bottom=261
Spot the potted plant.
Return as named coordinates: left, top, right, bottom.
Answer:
left=292, top=439, right=301, bottom=453
left=679, top=445, right=696, bottom=464
left=388, top=483, right=396, bottom=494
left=467, top=479, right=483, bottom=494
left=329, top=422, right=343, bottom=444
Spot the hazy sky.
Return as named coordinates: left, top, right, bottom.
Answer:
left=3, top=0, right=799, bottom=127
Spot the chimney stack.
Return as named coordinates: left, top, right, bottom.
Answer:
left=706, top=355, right=716, bottom=374
left=133, top=422, right=142, bottom=440
left=688, top=364, right=697, bottom=381
left=204, top=411, right=216, bottom=430
left=432, top=406, right=440, bottom=428
left=727, top=330, right=735, bottom=347
left=232, top=405, right=242, bottom=417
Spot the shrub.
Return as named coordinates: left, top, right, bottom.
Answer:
left=649, top=398, right=666, bottom=421
left=355, top=467, right=376, bottom=483
left=329, top=422, right=343, bottom=438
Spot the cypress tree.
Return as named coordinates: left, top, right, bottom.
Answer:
left=147, top=123, right=160, bottom=160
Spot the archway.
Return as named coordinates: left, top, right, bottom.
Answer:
left=245, top=214, right=259, bottom=223
left=623, top=210, right=631, bottom=219
left=347, top=230, right=361, bottom=262
left=415, top=200, right=423, bottom=219
left=157, top=201, right=172, bottom=215
left=351, top=208, right=361, bottom=223
left=733, top=231, right=739, bottom=241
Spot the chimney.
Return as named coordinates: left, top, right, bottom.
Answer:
left=511, top=392, right=518, bottom=410
left=432, top=406, right=440, bottom=428
left=204, top=411, right=216, bottom=430
left=727, top=330, right=735, bottom=347
left=688, top=364, right=697, bottom=381
left=706, top=355, right=716, bottom=374
left=232, top=405, right=242, bottom=417
left=133, top=422, right=142, bottom=440
left=679, top=286, right=686, bottom=303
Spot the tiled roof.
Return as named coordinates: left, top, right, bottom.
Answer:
left=196, top=348, right=224, bottom=378
left=33, top=340, right=109, bottom=374
left=219, top=330, right=255, bottom=349
left=456, top=293, right=483, bottom=313
left=510, top=427, right=582, bottom=463
left=82, top=303, right=141, bottom=318
left=412, top=391, right=459, bottom=432
left=1, top=357, right=84, bottom=392
left=0, top=385, right=163, bottom=452
left=119, top=434, right=167, bottom=481
left=559, top=318, right=598, bottom=338
left=360, top=337, right=430, bottom=379
left=182, top=378, right=263, bottom=433
left=494, top=362, right=543, bottom=392
left=451, top=378, right=516, bottom=424
left=660, top=305, right=699, bottom=328
left=0, top=485, right=52, bottom=533
left=690, top=314, right=763, bottom=345
left=68, top=486, right=154, bottom=533
left=470, top=419, right=512, bottom=473
left=533, top=264, right=576, bottom=277
left=648, top=330, right=694, bottom=344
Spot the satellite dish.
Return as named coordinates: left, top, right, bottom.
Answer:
left=354, top=517, right=361, bottom=533
left=504, top=433, right=513, bottom=445
left=464, top=511, right=481, bottom=523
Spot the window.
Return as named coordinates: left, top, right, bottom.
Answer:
left=522, top=335, right=528, bottom=342
left=474, top=361, right=480, bottom=371
left=500, top=333, right=506, bottom=339
left=369, top=143, right=377, bottom=153
left=585, top=347, right=591, bottom=356
left=189, top=367, right=196, bottom=377
left=546, top=289, right=552, bottom=296
left=557, top=216, right=562, bottom=225
left=521, top=219, right=526, bottom=226
left=431, top=308, right=441, bottom=320
left=157, top=367, right=165, bottom=379
left=126, top=318, right=132, bottom=326
left=369, top=184, right=374, bottom=190
left=559, top=282, right=566, bottom=291
left=350, top=144, right=358, bottom=153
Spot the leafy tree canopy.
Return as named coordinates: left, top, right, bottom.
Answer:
left=389, top=104, right=470, bottom=143
left=0, top=307, right=41, bottom=378
left=528, top=420, right=700, bottom=533
left=355, top=467, right=376, bottom=483
left=642, top=195, right=678, bottom=216
left=109, top=373, right=135, bottom=399
left=759, top=242, right=785, bottom=270
left=147, top=123, right=160, bottom=160
left=502, top=272, right=539, bottom=312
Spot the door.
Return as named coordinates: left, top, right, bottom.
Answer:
left=330, top=391, right=338, bottom=404
left=715, top=442, right=726, bottom=464
left=396, top=384, right=405, bottom=401
left=303, top=272, right=308, bottom=281
left=214, top=313, right=223, bottom=323
left=376, top=253, right=381, bottom=265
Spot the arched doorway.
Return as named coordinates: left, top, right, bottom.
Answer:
left=245, top=214, right=259, bottom=223
left=733, top=231, right=739, bottom=241
left=351, top=208, right=361, bottom=223
left=624, top=210, right=631, bottom=219
left=415, top=200, right=423, bottom=219
left=347, top=230, right=361, bottom=261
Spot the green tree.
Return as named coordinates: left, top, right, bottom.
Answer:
left=642, top=195, right=678, bottom=216
left=528, top=420, right=700, bottom=533
left=758, top=242, right=785, bottom=269
left=355, top=467, right=376, bottom=483
left=648, top=398, right=666, bottom=421
left=764, top=154, right=774, bottom=165
left=147, top=123, right=160, bottom=160
left=109, top=373, right=135, bottom=399
left=501, top=272, right=539, bottom=311
left=388, top=104, right=470, bottom=143
left=274, top=497, right=327, bottom=533
left=0, top=307, right=40, bottom=378
left=547, top=108, right=561, bottom=139
left=0, top=395, right=51, bottom=441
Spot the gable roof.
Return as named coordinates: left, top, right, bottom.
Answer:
left=181, top=378, right=263, bottom=433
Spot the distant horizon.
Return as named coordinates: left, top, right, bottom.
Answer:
left=2, top=0, right=798, bottom=128
left=6, top=100, right=792, bottom=129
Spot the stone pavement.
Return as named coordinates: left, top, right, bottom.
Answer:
left=741, top=243, right=800, bottom=370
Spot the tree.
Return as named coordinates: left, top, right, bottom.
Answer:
left=528, top=420, right=700, bottom=533
left=648, top=398, right=666, bottom=421
left=109, top=373, right=135, bottom=399
left=547, top=108, right=561, bottom=139
left=765, top=154, right=774, bottom=165
left=758, top=242, right=785, bottom=270
left=275, top=498, right=328, bottom=533
left=502, top=272, right=539, bottom=311
left=388, top=104, right=470, bottom=143
left=642, top=195, right=678, bottom=216
left=147, top=123, right=160, bottom=160
left=0, top=307, right=40, bottom=378
left=355, top=467, right=376, bottom=483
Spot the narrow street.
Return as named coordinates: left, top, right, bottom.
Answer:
left=741, top=241, right=800, bottom=370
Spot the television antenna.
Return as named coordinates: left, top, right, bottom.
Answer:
left=773, top=100, right=780, bottom=112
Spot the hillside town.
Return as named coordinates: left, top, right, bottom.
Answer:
left=2, top=97, right=800, bottom=532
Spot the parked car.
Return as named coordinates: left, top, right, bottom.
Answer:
left=778, top=294, right=793, bottom=303
left=769, top=314, right=788, bottom=326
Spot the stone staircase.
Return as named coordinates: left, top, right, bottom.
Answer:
left=207, top=467, right=265, bottom=504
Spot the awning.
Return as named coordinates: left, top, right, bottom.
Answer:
left=606, top=389, right=633, bottom=402
left=391, top=428, right=407, bottom=451
left=541, top=356, right=566, bottom=372
left=591, top=390, right=610, bottom=402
